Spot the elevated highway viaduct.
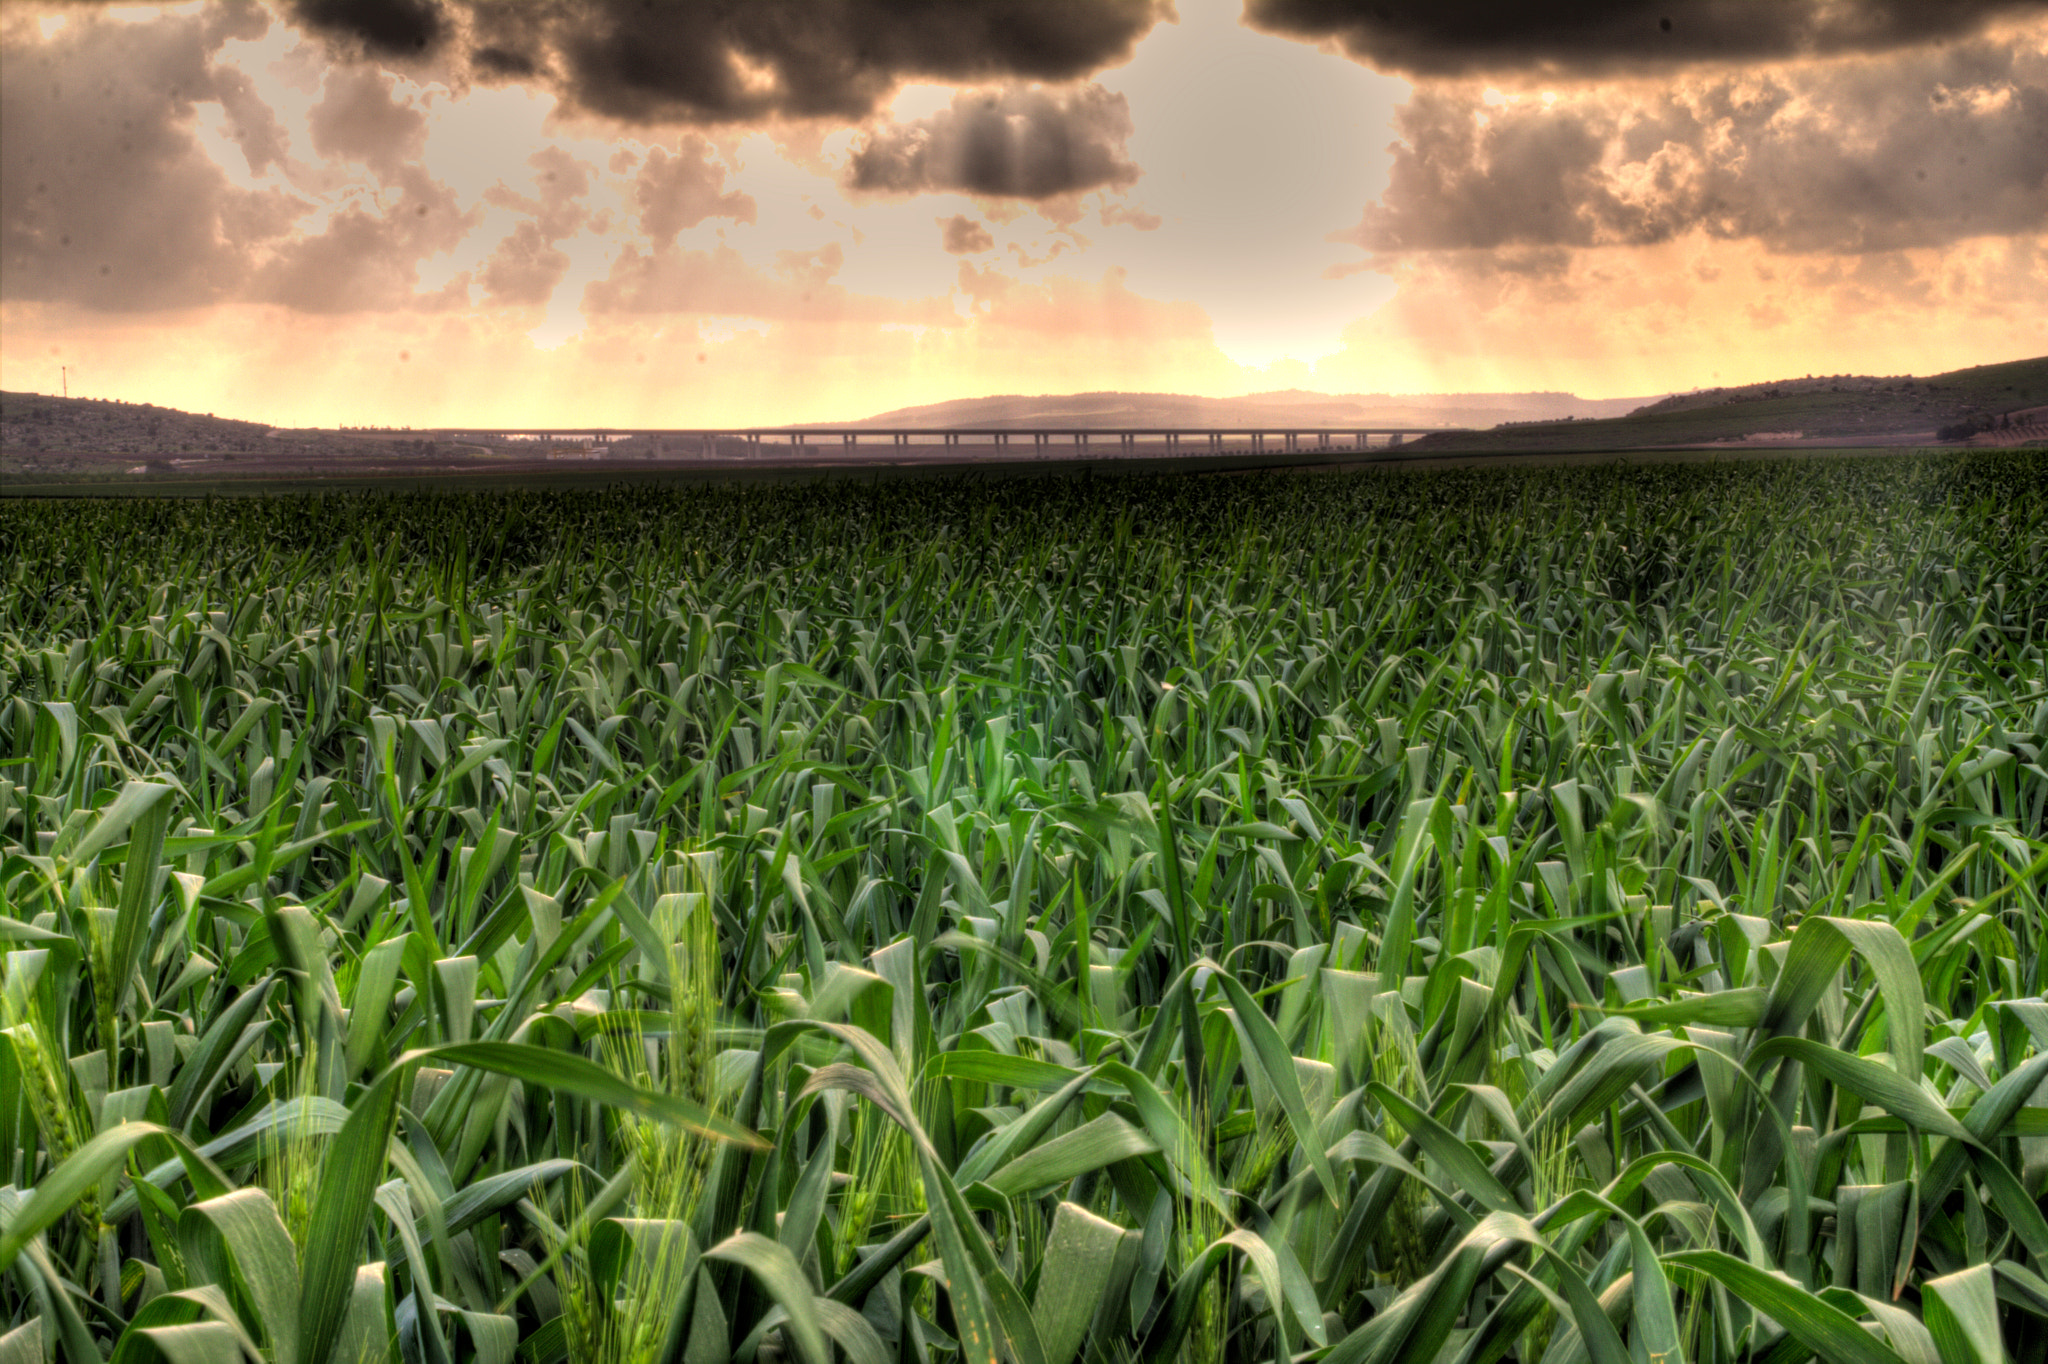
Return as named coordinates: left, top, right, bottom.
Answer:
left=421, top=427, right=1444, bottom=457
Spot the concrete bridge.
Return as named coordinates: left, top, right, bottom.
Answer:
left=422, top=426, right=1442, bottom=455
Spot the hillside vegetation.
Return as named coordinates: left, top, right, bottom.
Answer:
left=1410, top=356, right=2048, bottom=453
left=0, top=394, right=274, bottom=461
left=3, top=452, right=2045, bottom=1363
left=0, top=393, right=463, bottom=483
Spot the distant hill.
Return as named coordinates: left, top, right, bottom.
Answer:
left=1405, top=355, right=2048, bottom=453
left=0, top=392, right=274, bottom=458
left=823, top=389, right=1660, bottom=431
left=0, top=392, right=459, bottom=482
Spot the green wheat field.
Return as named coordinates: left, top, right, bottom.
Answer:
left=2, top=451, right=2045, bottom=1364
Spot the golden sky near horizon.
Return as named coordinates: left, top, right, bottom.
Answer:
left=2, top=0, right=2044, bottom=427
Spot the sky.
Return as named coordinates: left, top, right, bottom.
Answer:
left=1, top=0, right=2044, bottom=427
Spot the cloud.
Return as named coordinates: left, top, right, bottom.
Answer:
left=253, top=162, right=476, bottom=311
left=214, top=63, right=293, bottom=176
left=956, top=258, right=1013, bottom=301
left=477, top=147, right=595, bottom=307
left=634, top=137, right=756, bottom=245
left=941, top=214, right=996, bottom=254
left=1312, top=231, right=2047, bottom=395
left=47, top=0, right=1172, bottom=125
left=846, top=84, right=1140, bottom=199
left=2, top=8, right=498, bottom=315
left=1010, top=236, right=1080, bottom=268
left=307, top=65, right=427, bottom=179
left=478, top=222, right=567, bottom=306
left=1099, top=201, right=1161, bottom=230
left=582, top=239, right=952, bottom=326
left=0, top=3, right=303, bottom=311
left=481, top=146, right=592, bottom=236
left=288, top=0, right=444, bottom=60
left=248, top=63, right=478, bottom=312
left=1242, top=0, right=2048, bottom=77
left=1343, top=36, right=2048, bottom=262
left=452, top=0, right=1171, bottom=125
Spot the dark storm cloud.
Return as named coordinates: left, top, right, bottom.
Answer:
left=0, top=3, right=302, bottom=310
left=41, top=0, right=1169, bottom=123
left=1243, top=0, right=2048, bottom=77
left=287, top=0, right=444, bottom=60
left=941, top=214, right=997, bottom=254
left=460, top=0, right=1171, bottom=124
left=1346, top=38, right=2048, bottom=261
left=846, top=85, right=1140, bottom=199
left=635, top=138, right=757, bottom=244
